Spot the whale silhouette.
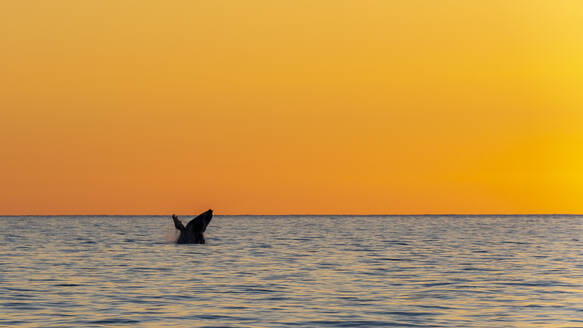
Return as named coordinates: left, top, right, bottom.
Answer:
left=172, top=209, right=213, bottom=244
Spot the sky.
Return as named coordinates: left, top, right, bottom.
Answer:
left=1, top=1, right=582, bottom=215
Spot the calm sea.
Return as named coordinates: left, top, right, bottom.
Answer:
left=1, top=215, right=582, bottom=327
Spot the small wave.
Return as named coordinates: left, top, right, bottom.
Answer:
left=421, top=282, right=453, bottom=287
left=2, top=302, right=42, bottom=310
left=287, top=320, right=433, bottom=327
left=0, top=320, right=29, bottom=325
left=88, top=318, right=140, bottom=324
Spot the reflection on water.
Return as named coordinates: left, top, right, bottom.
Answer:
left=1, top=215, right=582, bottom=327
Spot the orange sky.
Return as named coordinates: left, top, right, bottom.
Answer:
left=1, top=1, right=582, bottom=215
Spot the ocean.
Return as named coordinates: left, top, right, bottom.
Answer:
left=1, top=215, right=582, bottom=327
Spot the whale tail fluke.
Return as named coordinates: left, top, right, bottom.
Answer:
left=172, top=214, right=185, bottom=231
left=172, top=209, right=213, bottom=244
left=186, top=209, right=213, bottom=233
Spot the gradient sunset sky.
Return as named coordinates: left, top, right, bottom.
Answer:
left=1, top=1, right=582, bottom=215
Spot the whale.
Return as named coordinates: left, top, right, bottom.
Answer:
left=172, top=209, right=213, bottom=244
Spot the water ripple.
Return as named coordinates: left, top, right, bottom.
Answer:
left=0, top=215, right=582, bottom=327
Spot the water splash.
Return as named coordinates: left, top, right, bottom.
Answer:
left=163, top=224, right=180, bottom=243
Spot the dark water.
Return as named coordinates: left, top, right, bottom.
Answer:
left=1, top=215, right=582, bottom=327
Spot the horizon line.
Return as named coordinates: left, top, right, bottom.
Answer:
left=1, top=213, right=582, bottom=217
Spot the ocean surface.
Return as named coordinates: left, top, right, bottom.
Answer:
left=1, top=215, right=582, bottom=327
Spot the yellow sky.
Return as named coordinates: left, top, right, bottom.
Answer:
left=1, top=1, right=582, bottom=214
